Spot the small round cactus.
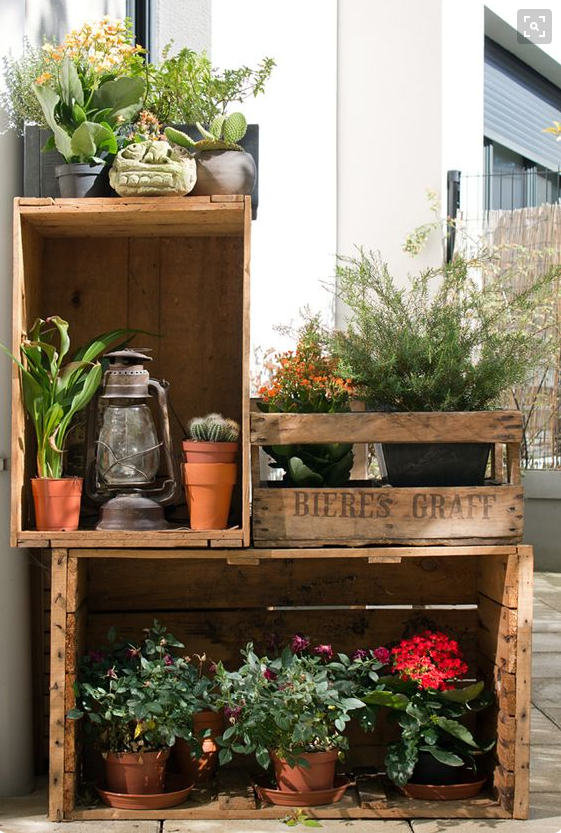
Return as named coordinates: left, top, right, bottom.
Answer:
left=188, top=413, right=240, bottom=443
left=222, top=112, right=247, bottom=144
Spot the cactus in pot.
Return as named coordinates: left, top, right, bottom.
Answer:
left=183, top=414, right=240, bottom=463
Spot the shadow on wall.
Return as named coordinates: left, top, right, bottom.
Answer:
left=37, top=0, right=68, bottom=41
left=35, top=0, right=126, bottom=43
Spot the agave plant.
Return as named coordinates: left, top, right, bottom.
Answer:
left=0, top=317, right=135, bottom=478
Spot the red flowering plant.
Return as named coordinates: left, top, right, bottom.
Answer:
left=363, top=631, right=495, bottom=787
left=257, top=317, right=355, bottom=486
left=213, top=635, right=387, bottom=771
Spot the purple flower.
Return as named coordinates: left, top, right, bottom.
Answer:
left=373, top=647, right=391, bottom=665
left=263, top=668, right=278, bottom=681
left=314, top=644, right=334, bottom=661
left=224, top=705, right=243, bottom=722
left=106, top=666, right=117, bottom=679
left=164, top=654, right=174, bottom=666
left=352, top=649, right=369, bottom=662
left=126, top=646, right=140, bottom=658
left=291, top=634, right=310, bottom=653
left=88, top=650, right=104, bottom=663
left=208, top=663, right=217, bottom=674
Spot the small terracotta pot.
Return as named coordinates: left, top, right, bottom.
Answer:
left=183, top=462, right=236, bottom=530
left=31, top=477, right=83, bottom=531
left=182, top=440, right=238, bottom=464
left=175, top=711, right=224, bottom=783
left=104, top=748, right=170, bottom=795
left=271, top=750, right=338, bottom=793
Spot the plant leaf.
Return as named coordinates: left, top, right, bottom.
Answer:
left=435, top=717, right=479, bottom=748
left=33, top=84, right=72, bottom=161
left=60, top=58, right=84, bottom=106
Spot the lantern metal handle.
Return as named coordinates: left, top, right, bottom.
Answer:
left=149, top=378, right=182, bottom=506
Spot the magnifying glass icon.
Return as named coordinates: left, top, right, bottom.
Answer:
left=530, top=21, right=540, bottom=31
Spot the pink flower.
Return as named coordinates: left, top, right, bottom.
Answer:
left=352, top=649, right=369, bottom=662
left=164, top=654, right=174, bottom=666
left=264, top=667, right=278, bottom=681
left=314, top=644, right=334, bottom=660
left=126, top=646, right=140, bottom=658
left=208, top=663, right=217, bottom=674
left=224, top=705, right=242, bottom=721
left=106, top=666, right=117, bottom=679
left=291, top=634, right=310, bottom=653
left=373, top=647, right=391, bottom=665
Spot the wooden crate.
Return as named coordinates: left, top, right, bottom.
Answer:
left=49, top=544, right=532, bottom=821
left=11, top=196, right=251, bottom=548
left=251, top=410, right=524, bottom=547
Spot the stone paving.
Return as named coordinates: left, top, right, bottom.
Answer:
left=1, top=573, right=561, bottom=833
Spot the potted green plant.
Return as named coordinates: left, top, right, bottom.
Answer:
left=214, top=636, right=385, bottom=802
left=0, top=317, right=134, bottom=531
left=332, top=248, right=560, bottom=486
left=165, top=113, right=256, bottom=198
left=256, top=317, right=355, bottom=487
left=182, top=413, right=240, bottom=530
left=68, top=622, right=198, bottom=806
left=3, top=18, right=145, bottom=197
left=364, top=630, right=495, bottom=799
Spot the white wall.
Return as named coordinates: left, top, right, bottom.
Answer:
left=151, top=0, right=211, bottom=61
left=25, top=0, right=126, bottom=44
left=0, top=0, right=33, bottom=798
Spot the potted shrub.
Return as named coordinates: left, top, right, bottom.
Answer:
left=256, top=317, right=355, bottom=487
left=182, top=413, right=240, bottom=530
left=332, top=248, right=561, bottom=486
left=165, top=113, right=256, bottom=198
left=2, top=18, right=145, bottom=197
left=68, top=622, right=198, bottom=806
left=0, top=317, right=133, bottom=531
left=214, top=635, right=386, bottom=802
left=364, top=630, right=495, bottom=799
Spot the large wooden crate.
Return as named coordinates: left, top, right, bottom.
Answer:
left=251, top=410, right=524, bottom=547
left=49, top=545, right=532, bottom=821
left=11, top=197, right=251, bottom=548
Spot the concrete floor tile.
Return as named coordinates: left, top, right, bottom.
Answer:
left=531, top=744, right=561, bottom=792
left=164, top=823, right=411, bottom=832
left=532, top=599, right=561, bottom=632
left=531, top=678, right=561, bottom=709
left=532, top=631, right=561, bottom=652
left=533, top=652, right=561, bottom=677
left=535, top=707, right=561, bottom=730
left=530, top=707, right=561, bottom=744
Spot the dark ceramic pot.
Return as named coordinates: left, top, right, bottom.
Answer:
left=55, top=163, right=114, bottom=198
left=377, top=442, right=492, bottom=487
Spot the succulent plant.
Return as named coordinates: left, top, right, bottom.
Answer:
left=164, top=111, right=248, bottom=153
left=188, top=413, right=240, bottom=443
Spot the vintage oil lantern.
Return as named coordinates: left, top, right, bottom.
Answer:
left=86, top=349, right=181, bottom=530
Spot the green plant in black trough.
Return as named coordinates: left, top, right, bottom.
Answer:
left=332, top=248, right=561, bottom=412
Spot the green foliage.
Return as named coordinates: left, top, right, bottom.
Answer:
left=264, top=442, right=354, bottom=487
left=0, top=318, right=136, bottom=478
left=68, top=621, right=216, bottom=754
left=363, top=676, right=494, bottom=787
left=214, top=641, right=385, bottom=771
left=0, top=37, right=48, bottom=131
left=188, top=413, right=240, bottom=443
left=332, top=248, right=561, bottom=412
left=283, top=810, right=323, bottom=827
left=145, top=45, right=275, bottom=127
left=165, top=111, right=247, bottom=153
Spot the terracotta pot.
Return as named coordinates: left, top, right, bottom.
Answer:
left=104, top=748, right=170, bottom=795
left=270, top=750, right=338, bottom=793
left=189, top=149, right=256, bottom=197
left=31, top=477, right=83, bottom=531
left=183, top=462, right=236, bottom=530
left=401, top=778, right=487, bottom=800
left=175, top=711, right=224, bottom=783
left=182, top=440, right=238, bottom=464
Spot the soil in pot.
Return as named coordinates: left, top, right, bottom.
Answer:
left=189, top=150, right=256, bottom=197
left=182, top=440, right=238, bottom=464
left=377, top=442, right=492, bottom=487
left=183, top=462, right=236, bottom=529
left=31, top=477, right=83, bottom=531
left=55, top=163, right=114, bottom=198
left=270, top=750, right=338, bottom=793
left=104, top=748, right=170, bottom=795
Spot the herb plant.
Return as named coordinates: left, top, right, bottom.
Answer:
left=332, top=248, right=559, bottom=412
left=364, top=631, right=494, bottom=787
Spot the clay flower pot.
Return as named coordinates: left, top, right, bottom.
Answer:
left=270, top=750, right=338, bottom=793
left=175, top=710, right=224, bottom=783
left=104, top=748, right=170, bottom=795
left=182, top=440, right=238, bottom=464
left=183, top=462, right=236, bottom=530
left=31, top=477, right=83, bottom=531
left=189, top=149, right=256, bottom=197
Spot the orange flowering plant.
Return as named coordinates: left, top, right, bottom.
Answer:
left=4, top=18, right=145, bottom=164
left=257, top=318, right=355, bottom=486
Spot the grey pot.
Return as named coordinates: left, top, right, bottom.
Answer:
left=55, top=163, right=113, bottom=198
left=189, top=149, right=257, bottom=199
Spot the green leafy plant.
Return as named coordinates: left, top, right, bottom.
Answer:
left=145, top=45, right=275, bottom=127
left=214, top=636, right=385, bottom=770
left=283, top=809, right=322, bottom=827
left=165, top=111, right=248, bottom=153
left=332, top=248, right=560, bottom=412
left=188, top=413, right=240, bottom=443
left=0, top=317, right=137, bottom=479
left=363, top=631, right=494, bottom=787
left=68, top=621, right=210, bottom=753
left=257, top=318, right=354, bottom=486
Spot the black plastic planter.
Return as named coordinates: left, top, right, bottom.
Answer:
left=377, top=442, right=492, bottom=487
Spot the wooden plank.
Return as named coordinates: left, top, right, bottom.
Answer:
left=86, top=556, right=479, bottom=610
left=477, top=652, right=517, bottom=716
left=242, top=197, right=251, bottom=546
left=477, top=554, right=519, bottom=608
left=251, top=411, right=523, bottom=445
left=127, top=237, right=162, bottom=378
left=513, top=545, right=533, bottom=820
left=491, top=444, right=504, bottom=483
left=18, top=528, right=244, bottom=548
left=217, top=769, right=257, bottom=810
left=64, top=602, right=86, bottom=774
left=477, top=594, right=518, bottom=674
left=253, top=485, right=523, bottom=546
left=30, top=550, right=50, bottom=773
left=49, top=549, right=68, bottom=822
left=507, top=443, right=521, bottom=485
left=66, top=557, right=87, bottom=615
